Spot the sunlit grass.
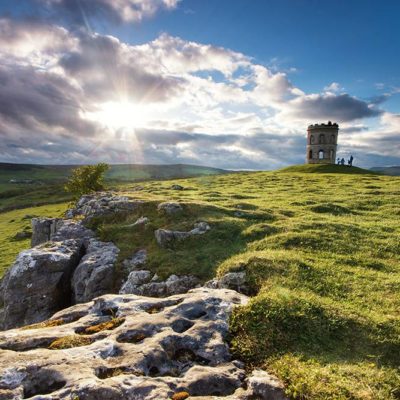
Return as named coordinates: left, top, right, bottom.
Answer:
left=1, top=166, right=399, bottom=398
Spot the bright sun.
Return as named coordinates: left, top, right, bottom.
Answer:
left=91, top=101, right=149, bottom=129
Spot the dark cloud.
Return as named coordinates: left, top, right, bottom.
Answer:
left=58, top=32, right=185, bottom=103
left=0, top=64, right=98, bottom=136
left=286, top=93, right=383, bottom=122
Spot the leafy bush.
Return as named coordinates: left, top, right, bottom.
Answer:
left=64, top=163, right=109, bottom=199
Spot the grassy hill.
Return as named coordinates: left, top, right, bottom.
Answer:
left=1, top=166, right=399, bottom=398
left=280, top=163, right=380, bottom=175
left=0, top=162, right=228, bottom=212
left=370, top=166, right=400, bottom=176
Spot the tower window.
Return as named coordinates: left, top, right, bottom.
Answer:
left=331, top=134, right=335, bottom=144
left=310, top=135, right=315, bottom=144
left=319, top=134, right=325, bottom=144
left=309, top=149, right=313, bottom=159
left=318, top=150, right=324, bottom=159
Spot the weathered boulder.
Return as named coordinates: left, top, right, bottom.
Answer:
left=66, top=192, right=142, bottom=220
left=31, top=217, right=62, bottom=246
left=0, top=288, right=260, bottom=400
left=205, top=272, right=249, bottom=294
left=51, top=219, right=94, bottom=243
left=122, top=249, right=147, bottom=273
left=31, top=218, right=94, bottom=247
left=0, top=240, right=83, bottom=330
left=157, top=202, right=183, bottom=215
left=72, top=239, right=120, bottom=303
left=155, top=222, right=211, bottom=248
left=120, top=270, right=152, bottom=293
left=171, top=184, right=184, bottom=190
left=246, top=369, right=288, bottom=400
left=120, top=272, right=199, bottom=297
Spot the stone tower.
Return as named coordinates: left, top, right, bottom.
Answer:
left=306, top=121, right=339, bottom=164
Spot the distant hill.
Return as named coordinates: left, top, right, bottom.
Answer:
left=370, top=166, right=400, bottom=176
left=0, top=163, right=229, bottom=185
left=279, top=164, right=380, bottom=175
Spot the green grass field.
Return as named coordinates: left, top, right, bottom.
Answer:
left=0, top=203, right=69, bottom=276
left=0, top=162, right=228, bottom=212
left=0, top=164, right=399, bottom=399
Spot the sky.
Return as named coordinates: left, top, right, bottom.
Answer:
left=0, top=0, right=399, bottom=169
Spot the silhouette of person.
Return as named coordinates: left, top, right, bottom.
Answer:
left=337, top=157, right=340, bottom=165
left=341, top=158, right=345, bottom=166
left=348, top=155, right=354, bottom=167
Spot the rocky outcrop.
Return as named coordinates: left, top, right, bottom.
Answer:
left=66, top=192, right=142, bottom=220
left=31, top=217, right=62, bottom=246
left=31, top=218, right=94, bottom=247
left=0, top=218, right=117, bottom=330
left=122, top=249, right=147, bottom=273
left=157, top=202, right=183, bottom=215
left=0, top=240, right=84, bottom=330
left=0, top=288, right=280, bottom=400
left=51, top=219, right=95, bottom=243
left=155, top=222, right=211, bottom=248
left=171, top=184, right=184, bottom=190
left=72, top=239, right=120, bottom=304
left=205, top=272, right=250, bottom=295
left=120, top=272, right=200, bottom=297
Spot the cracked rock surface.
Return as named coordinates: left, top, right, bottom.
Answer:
left=0, top=288, right=255, bottom=400
left=0, top=240, right=84, bottom=330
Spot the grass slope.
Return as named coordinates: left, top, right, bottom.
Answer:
left=279, top=164, right=379, bottom=175
left=0, top=162, right=228, bottom=212
left=91, top=169, right=399, bottom=399
left=371, top=166, right=400, bottom=176
left=1, top=166, right=399, bottom=399
left=0, top=203, right=69, bottom=276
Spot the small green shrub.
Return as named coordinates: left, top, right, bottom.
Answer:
left=64, top=163, right=109, bottom=199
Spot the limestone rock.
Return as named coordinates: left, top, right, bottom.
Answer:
left=129, top=216, right=149, bottom=227
left=171, top=184, right=184, bottom=190
left=51, top=219, right=94, bottom=244
left=66, top=192, right=142, bottom=220
left=0, top=240, right=83, bottom=330
left=72, top=239, right=120, bottom=303
left=155, top=222, right=211, bottom=248
left=0, top=288, right=254, bottom=400
left=31, top=218, right=94, bottom=248
left=31, top=217, right=62, bottom=246
left=246, top=369, right=288, bottom=400
left=120, top=273, right=200, bottom=297
left=205, top=272, right=249, bottom=294
left=157, top=202, right=183, bottom=215
left=120, top=270, right=152, bottom=294
left=122, top=249, right=147, bottom=273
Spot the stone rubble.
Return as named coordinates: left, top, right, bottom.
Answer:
left=120, top=272, right=200, bottom=298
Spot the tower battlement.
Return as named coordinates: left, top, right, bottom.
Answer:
left=308, top=121, right=339, bottom=130
left=306, top=121, right=339, bottom=164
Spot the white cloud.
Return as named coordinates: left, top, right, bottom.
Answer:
left=0, top=18, right=396, bottom=168
left=41, top=0, right=180, bottom=22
